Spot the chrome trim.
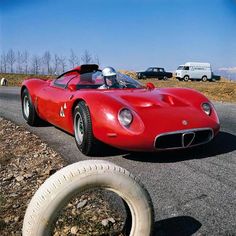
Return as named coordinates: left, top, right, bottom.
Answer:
left=182, top=131, right=195, bottom=147
left=154, top=128, right=214, bottom=150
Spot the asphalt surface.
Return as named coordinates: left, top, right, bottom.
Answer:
left=0, top=87, right=236, bottom=235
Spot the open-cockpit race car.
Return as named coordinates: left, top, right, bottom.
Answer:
left=21, top=64, right=220, bottom=155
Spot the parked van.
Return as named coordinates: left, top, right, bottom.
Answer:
left=175, top=62, right=212, bottom=82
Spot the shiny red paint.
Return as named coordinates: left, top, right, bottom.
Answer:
left=21, top=67, right=220, bottom=152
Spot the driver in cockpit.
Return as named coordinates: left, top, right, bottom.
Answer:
left=98, top=67, right=120, bottom=89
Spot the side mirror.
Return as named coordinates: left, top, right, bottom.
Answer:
left=68, top=84, right=77, bottom=91
left=146, top=82, right=155, bottom=90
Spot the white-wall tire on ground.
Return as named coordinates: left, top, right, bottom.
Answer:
left=0, top=78, right=8, bottom=86
left=22, top=160, right=154, bottom=236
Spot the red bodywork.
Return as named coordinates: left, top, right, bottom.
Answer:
left=21, top=66, right=220, bottom=152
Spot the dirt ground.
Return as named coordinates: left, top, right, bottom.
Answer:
left=0, top=117, right=125, bottom=235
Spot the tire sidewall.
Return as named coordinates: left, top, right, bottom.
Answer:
left=73, top=102, right=93, bottom=155
left=23, top=160, right=154, bottom=236
left=21, top=89, right=36, bottom=125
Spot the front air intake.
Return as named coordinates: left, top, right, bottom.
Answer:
left=155, top=128, right=213, bottom=150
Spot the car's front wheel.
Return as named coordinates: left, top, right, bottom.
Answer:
left=73, top=101, right=98, bottom=156
left=21, top=88, right=40, bottom=126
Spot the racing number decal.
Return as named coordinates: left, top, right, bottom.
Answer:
left=59, top=103, right=67, bottom=117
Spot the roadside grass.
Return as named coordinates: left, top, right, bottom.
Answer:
left=120, top=70, right=236, bottom=103
left=145, top=78, right=236, bottom=103
left=1, top=72, right=235, bottom=103
left=0, top=73, right=51, bottom=87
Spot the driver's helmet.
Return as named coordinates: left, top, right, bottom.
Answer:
left=102, top=67, right=118, bottom=87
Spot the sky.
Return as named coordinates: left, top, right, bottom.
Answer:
left=0, top=0, right=236, bottom=72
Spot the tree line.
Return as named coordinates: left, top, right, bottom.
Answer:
left=0, top=49, right=100, bottom=75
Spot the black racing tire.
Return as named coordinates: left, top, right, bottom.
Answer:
left=183, top=75, right=189, bottom=82
left=73, top=101, right=98, bottom=156
left=163, top=76, right=168, bottom=81
left=21, top=88, right=40, bottom=126
left=202, top=76, right=208, bottom=82
left=22, top=160, right=154, bottom=236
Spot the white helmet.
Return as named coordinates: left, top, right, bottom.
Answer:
left=102, top=67, right=117, bottom=77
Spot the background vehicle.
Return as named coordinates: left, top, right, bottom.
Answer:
left=137, top=67, right=172, bottom=80
left=176, top=62, right=214, bottom=82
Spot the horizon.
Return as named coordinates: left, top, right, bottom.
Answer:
left=0, top=0, right=236, bottom=76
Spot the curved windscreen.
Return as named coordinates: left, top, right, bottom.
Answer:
left=75, top=71, right=143, bottom=89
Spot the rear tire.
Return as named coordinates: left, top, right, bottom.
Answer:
left=21, top=88, right=40, bottom=126
left=202, top=76, right=208, bottom=82
left=73, top=101, right=98, bottom=156
left=163, top=76, right=168, bottom=81
left=137, top=74, right=142, bottom=80
left=22, top=160, right=154, bottom=236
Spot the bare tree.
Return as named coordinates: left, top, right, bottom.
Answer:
left=43, top=51, right=52, bottom=75
left=16, top=51, right=24, bottom=73
left=81, top=50, right=92, bottom=64
left=1, top=53, right=7, bottom=73
left=59, top=55, right=67, bottom=73
left=94, top=55, right=101, bottom=66
left=7, top=49, right=16, bottom=73
left=31, top=55, right=41, bottom=75
left=53, top=54, right=60, bottom=75
left=69, top=49, right=79, bottom=68
left=22, top=50, right=29, bottom=74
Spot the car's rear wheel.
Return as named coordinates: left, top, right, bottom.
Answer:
left=163, top=76, right=168, bottom=80
left=202, top=76, right=208, bottom=82
left=21, top=88, right=40, bottom=126
left=74, top=101, right=98, bottom=156
left=183, top=75, right=189, bottom=82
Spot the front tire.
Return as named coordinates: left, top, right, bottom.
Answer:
left=22, top=160, right=154, bottom=236
left=183, top=75, right=189, bottom=82
left=73, top=101, right=97, bottom=156
left=21, top=88, right=40, bottom=126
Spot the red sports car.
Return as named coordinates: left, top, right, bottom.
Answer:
left=21, top=64, right=220, bottom=155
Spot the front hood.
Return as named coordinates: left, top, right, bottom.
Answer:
left=104, top=88, right=190, bottom=109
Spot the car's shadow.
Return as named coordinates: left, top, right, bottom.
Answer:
left=153, top=216, right=202, bottom=236
left=33, top=119, right=52, bottom=127
left=98, top=131, right=236, bottom=162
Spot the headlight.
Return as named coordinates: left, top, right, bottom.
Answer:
left=202, top=102, right=211, bottom=116
left=118, top=108, right=133, bottom=126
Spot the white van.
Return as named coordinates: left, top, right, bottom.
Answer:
left=175, top=62, right=212, bottom=82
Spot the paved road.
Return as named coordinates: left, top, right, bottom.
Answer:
left=0, top=87, right=236, bottom=235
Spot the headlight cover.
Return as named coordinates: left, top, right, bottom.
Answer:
left=202, top=102, right=211, bottom=116
left=118, top=108, right=133, bottom=127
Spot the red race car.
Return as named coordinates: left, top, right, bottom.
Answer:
left=21, top=64, right=220, bottom=155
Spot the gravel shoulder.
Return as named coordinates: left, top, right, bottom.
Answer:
left=0, top=117, right=125, bottom=235
left=0, top=117, right=65, bottom=235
